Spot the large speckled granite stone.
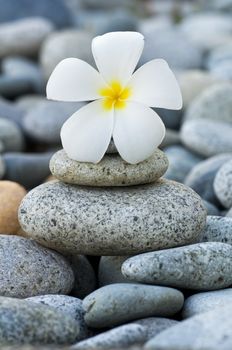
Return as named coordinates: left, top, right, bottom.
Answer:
left=49, top=149, right=169, bottom=187
left=0, top=235, right=74, bottom=298
left=145, top=305, right=232, bottom=350
left=83, top=284, right=184, bottom=328
left=0, top=297, right=79, bottom=345
left=182, top=288, right=232, bottom=318
left=18, top=179, right=206, bottom=256
left=72, top=324, right=147, bottom=350
left=122, top=242, right=232, bottom=290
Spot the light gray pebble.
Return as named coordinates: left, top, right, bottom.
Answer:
left=164, top=145, right=202, bottom=183
left=145, top=305, right=232, bottom=350
left=0, top=97, right=24, bottom=127
left=185, top=153, right=232, bottom=204
left=122, top=242, right=232, bottom=290
left=23, top=101, right=84, bottom=144
left=181, top=119, right=232, bottom=157
left=214, top=159, right=232, bottom=208
left=184, top=83, right=232, bottom=123
left=15, top=94, right=46, bottom=112
left=26, top=295, right=90, bottom=341
left=0, top=235, right=74, bottom=298
left=18, top=179, right=206, bottom=256
left=83, top=283, right=184, bottom=328
left=0, top=117, right=24, bottom=152
left=198, top=216, right=232, bottom=245
left=98, top=256, right=129, bottom=287
left=50, top=149, right=168, bottom=186
left=66, top=255, right=96, bottom=299
left=182, top=288, right=232, bottom=318
left=71, top=324, right=147, bottom=350
left=132, top=318, right=179, bottom=341
left=0, top=296, right=79, bottom=345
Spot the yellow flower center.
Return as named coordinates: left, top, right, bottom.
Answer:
left=99, top=81, right=131, bottom=111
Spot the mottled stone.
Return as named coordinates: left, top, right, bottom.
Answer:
left=181, top=119, right=232, bottom=157
left=214, top=159, right=232, bottom=208
left=19, top=179, right=206, bottom=256
left=83, top=284, right=184, bottom=328
left=132, top=318, right=179, bottom=341
left=0, top=297, right=79, bottom=345
left=3, top=152, right=52, bottom=189
left=0, top=180, right=26, bottom=234
left=26, top=295, right=90, bottom=340
left=182, top=289, right=232, bottom=318
left=145, top=305, right=232, bottom=350
left=98, top=256, right=129, bottom=287
left=185, top=83, right=232, bottom=123
left=40, top=30, right=93, bottom=79
left=185, top=153, right=232, bottom=203
left=199, top=216, right=232, bottom=245
left=23, top=101, right=83, bottom=144
left=164, top=145, right=202, bottom=183
left=72, top=324, right=147, bottom=349
left=202, top=200, right=220, bottom=216
left=0, top=235, right=74, bottom=297
left=122, top=242, right=232, bottom=290
left=176, top=69, right=221, bottom=108
left=50, top=149, right=169, bottom=186
left=66, top=255, right=96, bottom=299
left=0, top=118, right=24, bottom=152
left=0, top=18, right=53, bottom=58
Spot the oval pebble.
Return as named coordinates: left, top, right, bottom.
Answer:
left=50, top=149, right=168, bottom=186
left=214, top=159, right=232, bottom=208
left=198, top=216, right=232, bottom=245
left=0, top=117, right=24, bottom=152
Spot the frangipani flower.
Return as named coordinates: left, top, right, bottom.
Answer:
left=47, top=31, right=182, bottom=164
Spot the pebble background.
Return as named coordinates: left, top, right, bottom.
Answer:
left=0, top=0, right=232, bottom=349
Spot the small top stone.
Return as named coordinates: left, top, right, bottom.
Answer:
left=50, top=149, right=169, bottom=187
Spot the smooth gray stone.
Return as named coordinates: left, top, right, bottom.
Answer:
left=18, top=179, right=206, bottom=256
left=226, top=207, right=232, bottom=217
left=0, top=155, right=5, bottom=179
left=210, top=61, right=232, bottom=80
left=66, top=255, right=96, bottom=299
left=83, top=283, right=184, bottom=328
left=98, top=256, right=129, bottom=287
left=26, top=295, right=90, bottom=341
left=3, top=152, right=52, bottom=189
left=0, top=0, right=73, bottom=28
left=160, top=129, right=180, bottom=149
left=0, top=118, right=24, bottom=152
left=40, top=30, right=94, bottom=79
left=122, top=242, right=232, bottom=290
left=15, top=94, right=46, bottom=112
left=202, top=200, right=220, bottom=216
left=185, top=153, right=232, bottom=204
left=206, top=43, right=232, bottom=70
left=72, top=324, right=147, bottom=350
left=141, top=28, right=203, bottom=69
left=199, top=216, right=232, bottom=245
left=50, top=149, right=169, bottom=186
left=0, top=76, right=33, bottom=98
left=132, top=318, right=179, bottom=341
left=0, top=235, right=74, bottom=298
left=0, top=18, right=53, bottom=58
left=0, top=97, right=24, bottom=127
left=214, top=159, right=232, bottom=208
left=23, top=101, right=84, bottom=144
left=181, top=119, right=232, bottom=157
left=184, top=83, right=232, bottom=123
left=0, top=297, right=79, bottom=345
left=182, top=288, right=232, bottom=318
left=145, top=305, right=232, bottom=350
left=164, top=145, right=202, bottom=183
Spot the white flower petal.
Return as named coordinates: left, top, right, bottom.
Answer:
left=46, top=58, right=107, bottom=102
left=128, top=59, right=183, bottom=109
left=92, top=32, right=144, bottom=86
left=113, top=101, right=165, bottom=164
left=61, top=100, right=114, bottom=163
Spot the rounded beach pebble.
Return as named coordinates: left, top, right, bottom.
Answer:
left=0, top=235, right=74, bottom=297
left=82, top=283, right=184, bottom=328
left=18, top=179, right=206, bottom=255
left=50, top=149, right=169, bottom=186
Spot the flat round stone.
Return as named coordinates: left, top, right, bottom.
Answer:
left=19, top=179, right=206, bottom=256
left=49, top=149, right=169, bottom=187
